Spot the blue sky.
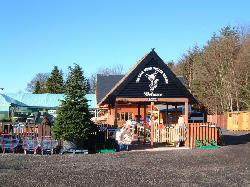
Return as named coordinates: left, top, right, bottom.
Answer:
left=0, top=0, right=249, bottom=93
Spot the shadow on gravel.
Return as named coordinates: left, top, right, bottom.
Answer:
left=0, top=167, right=20, bottom=176
left=129, top=141, right=186, bottom=150
left=223, top=133, right=250, bottom=145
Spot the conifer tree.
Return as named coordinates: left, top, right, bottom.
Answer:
left=52, top=64, right=94, bottom=141
left=46, top=66, right=64, bottom=93
left=33, top=81, right=41, bottom=94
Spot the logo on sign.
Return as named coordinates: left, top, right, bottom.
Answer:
left=136, top=67, right=168, bottom=97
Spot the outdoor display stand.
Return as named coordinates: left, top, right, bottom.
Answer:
left=23, top=134, right=38, bottom=154
left=115, top=127, right=132, bottom=151
left=196, top=139, right=218, bottom=149
left=95, top=139, right=117, bottom=153
left=0, top=134, right=18, bottom=153
left=40, top=136, right=57, bottom=155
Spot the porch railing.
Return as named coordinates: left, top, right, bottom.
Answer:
left=186, top=123, right=218, bottom=148
left=153, top=122, right=187, bottom=145
left=152, top=122, right=219, bottom=148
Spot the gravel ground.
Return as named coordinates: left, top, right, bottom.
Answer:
left=0, top=131, right=249, bottom=187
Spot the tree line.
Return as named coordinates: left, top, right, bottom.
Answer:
left=27, top=25, right=249, bottom=115
left=169, top=25, right=249, bottom=114
left=27, top=64, right=124, bottom=94
left=28, top=66, right=90, bottom=94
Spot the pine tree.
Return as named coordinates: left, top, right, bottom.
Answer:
left=46, top=66, right=64, bottom=93
left=33, top=81, right=41, bottom=94
left=52, top=64, right=94, bottom=141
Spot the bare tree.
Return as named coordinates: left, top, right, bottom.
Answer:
left=26, top=73, right=50, bottom=93
left=96, top=64, right=124, bottom=75
left=88, top=64, right=124, bottom=94
left=174, top=25, right=250, bottom=114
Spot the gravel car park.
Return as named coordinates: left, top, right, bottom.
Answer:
left=0, top=131, right=249, bottom=186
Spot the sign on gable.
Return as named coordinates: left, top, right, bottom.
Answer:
left=136, top=66, right=168, bottom=97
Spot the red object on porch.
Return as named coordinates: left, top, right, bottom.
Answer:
left=158, top=124, right=164, bottom=130
left=144, top=122, right=149, bottom=128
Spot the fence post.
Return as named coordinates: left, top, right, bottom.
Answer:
left=185, top=123, right=190, bottom=148
left=151, top=121, right=154, bottom=147
left=215, top=126, right=218, bottom=144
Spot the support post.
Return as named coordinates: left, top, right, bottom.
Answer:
left=137, top=104, right=140, bottom=142
left=144, top=104, right=146, bottom=144
left=150, top=102, right=154, bottom=147
left=186, top=123, right=190, bottom=148
left=166, top=104, right=168, bottom=126
left=137, top=104, right=141, bottom=122
left=185, top=101, right=188, bottom=125
left=175, top=104, right=177, bottom=123
left=185, top=101, right=189, bottom=147
left=114, top=102, right=118, bottom=127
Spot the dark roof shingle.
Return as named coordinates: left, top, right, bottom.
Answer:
left=97, top=50, right=197, bottom=105
left=96, top=74, right=124, bottom=104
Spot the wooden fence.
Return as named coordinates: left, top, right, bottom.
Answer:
left=207, top=111, right=250, bottom=131
left=0, top=122, right=51, bottom=138
left=96, top=124, right=117, bottom=141
left=1, top=122, right=219, bottom=148
left=13, top=126, right=39, bottom=137
left=128, top=122, right=219, bottom=148
left=153, top=122, right=187, bottom=145
left=186, top=123, right=218, bottom=148
left=227, top=111, right=250, bottom=131
left=207, top=114, right=227, bottom=129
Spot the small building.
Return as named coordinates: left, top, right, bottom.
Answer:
left=0, top=93, right=96, bottom=122
left=95, top=49, right=197, bottom=127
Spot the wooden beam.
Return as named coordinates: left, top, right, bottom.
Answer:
left=116, top=97, right=189, bottom=103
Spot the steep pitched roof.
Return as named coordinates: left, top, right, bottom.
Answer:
left=176, top=76, right=185, bottom=86
left=98, top=49, right=197, bottom=105
left=96, top=74, right=124, bottom=104
left=96, top=75, right=186, bottom=104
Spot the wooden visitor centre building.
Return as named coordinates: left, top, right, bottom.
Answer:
left=96, top=49, right=197, bottom=125
left=94, top=49, right=210, bottom=147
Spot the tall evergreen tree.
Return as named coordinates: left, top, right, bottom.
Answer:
left=52, top=64, right=94, bottom=141
left=33, top=81, right=41, bottom=94
left=46, top=66, right=64, bottom=93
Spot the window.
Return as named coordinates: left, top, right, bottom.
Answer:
left=121, top=112, right=125, bottom=121
left=125, top=112, right=128, bottom=121
left=129, top=112, right=133, bottom=120
left=117, top=112, right=120, bottom=121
